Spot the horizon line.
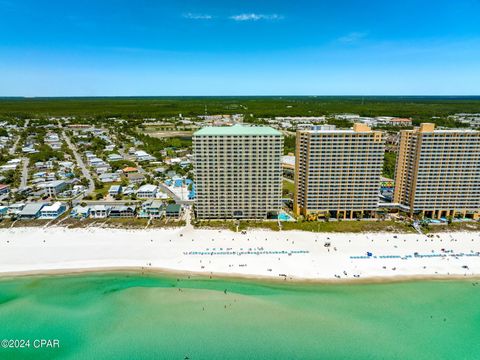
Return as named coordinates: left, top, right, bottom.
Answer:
left=1, top=95, right=480, bottom=99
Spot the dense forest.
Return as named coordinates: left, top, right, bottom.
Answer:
left=0, top=96, right=479, bottom=120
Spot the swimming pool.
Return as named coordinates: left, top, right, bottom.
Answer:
left=278, top=212, right=295, bottom=222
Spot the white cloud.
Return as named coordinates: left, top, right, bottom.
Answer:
left=229, top=13, right=284, bottom=21
left=183, top=13, right=213, bottom=20
left=338, top=32, right=368, bottom=43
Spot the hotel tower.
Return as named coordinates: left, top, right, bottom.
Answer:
left=393, top=123, right=480, bottom=219
left=294, top=123, right=384, bottom=219
left=193, top=124, right=283, bottom=219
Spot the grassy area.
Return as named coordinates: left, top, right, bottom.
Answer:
left=144, top=130, right=194, bottom=139
left=64, top=217, right=186, bottom=229
left=195, top=219, right=415, bottom=233
left=281, top=220, right=415, bottom=233
left=0, top=219, right=50, bottom=228
left=194, top=220, right=239, bottom=232
left=282, top=179, right=295, bottom=198
left=383, top=152, right=397, bottom=179
left=1, top=214, right=475, bottom=233
left=194, top=220, right=280, bottom=232
left=426, top=222, right=480, bottom=233
left=0, top=217, right=185, bottom=229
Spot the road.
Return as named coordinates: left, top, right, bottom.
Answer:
left=59, top=125, right=95, bottom=197
left=81, top=200, right=143, bottom=205
left=9, top=119, right=29, bottom=156
left=19, top=157, right=29, bottom=189
left=9, top=138, right=20, bottom=156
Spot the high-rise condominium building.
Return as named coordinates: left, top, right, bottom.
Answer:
left=394, top=123, right=480, bottom=219
left=294, top=123, right=384, bottom=219
left=193, top=124, right=283, bottom=219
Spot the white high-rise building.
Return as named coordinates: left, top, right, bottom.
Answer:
left=193, top=125, right=283, bottom=219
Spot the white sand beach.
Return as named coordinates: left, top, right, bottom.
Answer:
left=1, top=226, right=480, bottom=281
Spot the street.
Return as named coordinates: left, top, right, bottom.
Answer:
left=59, top=125, right=95, bottom=197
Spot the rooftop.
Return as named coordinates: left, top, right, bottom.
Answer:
left=166, top=204, right=181, bottom=212
left=41, top=202, right=64, bottom=212
left=301, top=123, right=377, bottom=134
left=19, top=203, right=46, bottom=216
left=138, top=184, right=157, bottom=192
left=194, top=124, right=281, bottom=137
left=44, top=180, right=66, bottom=187
left=414, top=123, right=479, bottom=134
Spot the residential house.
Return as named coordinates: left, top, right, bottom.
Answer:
left=22, top=146, right=38, bottom=154
left=166, top=204, right=182, bottom=218
left=7, top=203, right=25, bottom=218
left=134, top=150, right=155, bottom=162
left=58, top=161, right=75, bottom=169
left=90, top=205, right=111, bottom=219
left=87, top=155, right=111, bottom=174
left=44, top=180, right=67, bottom=197
left=122, top=185, right=135, bottom=196
left=7, top=159, right=22, bottom=166
left=72, top=185, right=85, bottom=196
left=154, top=167, right=166, bottom=175
left=44, top=133, right=62, bottom=149
left=99, top=172, right=121, bottom=183
left=94, top=163, right=111, bottom=175
left=107, top=153, right=123, bottom=162
left=39, top=202, right=67, bottom=219
left=18, top=203, right=46, bottom=220
left=0, top=184, right=10, bottom=196
left=34, top=161, right=54, bottom=170
left=127, top=173, right=146, bottom=185
left=166, top=170, right=177, bottom=178
left=136, top=184, right=157, bottom=199
left=108, top=185, right=122, bottom=197
left=179, top=160, right=191, bottom=168
left=122, top=167, right=138, bottom=174
left=109, top=205, right=136, bottom=218
left=166, top=157, right=182, bottom=165
left=0, top=164, right=18, bottom=172
left=70, top=205, right=91, bottom=219
left=139, top=200, right=165, bottom=218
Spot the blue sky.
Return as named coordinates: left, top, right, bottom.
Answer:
left=1, top=0, right=480, bottom=96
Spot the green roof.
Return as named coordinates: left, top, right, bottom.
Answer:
left=194, top=124, right=281, bottom=137
left=166, top=204, right=181, bottom=213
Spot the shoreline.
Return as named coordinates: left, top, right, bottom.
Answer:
left=1, top=226, right=480, bottom=284
left=1, top=265, right=480, bottom=285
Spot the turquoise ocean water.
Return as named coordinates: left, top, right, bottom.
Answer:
left=0, top=272, right=479, bottom=359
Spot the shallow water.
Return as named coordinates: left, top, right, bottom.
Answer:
left=0, top=273, right=479, bottom=359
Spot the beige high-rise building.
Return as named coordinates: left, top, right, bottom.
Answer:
left=394, top=123, right=480, bottom=219
left=294, top=124, right=384, bottom=219
left=193, top=124, right=283, bottom=219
